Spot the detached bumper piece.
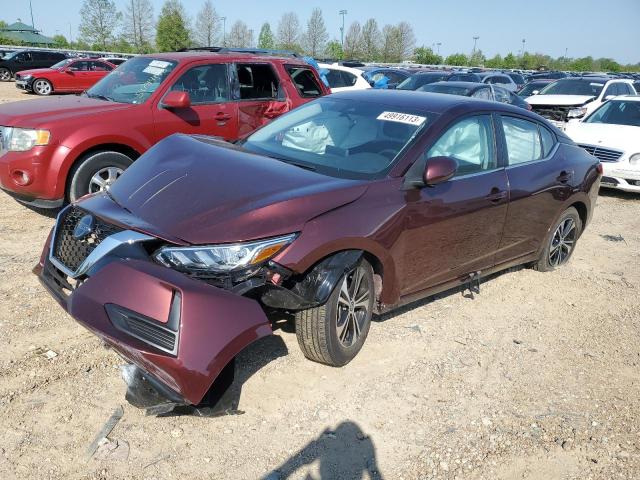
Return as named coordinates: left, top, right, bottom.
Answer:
left=38, top=256, right=272, bottom=414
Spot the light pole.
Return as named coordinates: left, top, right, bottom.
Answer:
left=436, top=42, right=442, bottom=56
left=220, top=17, right=227, bottom=47
left=472, top=36, right=479, bottom=54
left=339, top=10, right=348, bottom=48
left=521, top=38, right=526, bottom=56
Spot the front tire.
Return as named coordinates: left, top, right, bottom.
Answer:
left=0, top=68, right=11, bottom=81
left=535, top=207, right=582, bottom=272
left=33, top=78, right=53, bottom=96
left=295, top=258, right=374, bottom=366
left=68, top=151, right=133, bottom=203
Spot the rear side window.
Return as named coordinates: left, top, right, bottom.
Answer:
left=341, top=71, right=357, bottom=87
left=90, top=61, right=112, bottom=71
left=286, top=66, right=323, bottom=98
left=325, top=69, right=347, bottom=88
left=427, top=115, right=496, bottom=176
left=501, top=116, right=548, bottom=165
left=69, top=61, right=90, bottom=71
left=235, top=63, right=279, bottom=100
left=539, top=126, right=555, bottom=156
left=171, top=64, right=230, bottom=104
left=471, top=88, right=491, bottom=100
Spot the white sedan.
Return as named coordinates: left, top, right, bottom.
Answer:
left=565, top=96, right=640, bottom=193
left=319, top=63, right=371, bottom=93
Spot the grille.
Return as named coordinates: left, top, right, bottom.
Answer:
left=53, top=207, right=122, bottom=273
left=106, top=304, right=177, bottom=354
left=531, top=105, right=573, bottom=122
left=578, top=144, right=623, bottom=163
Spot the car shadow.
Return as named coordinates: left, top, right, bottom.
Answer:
left=260, top=421, right=384, bottom=480
left=598, top=188, right=640, bottom=201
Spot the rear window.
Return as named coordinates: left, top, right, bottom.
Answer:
left=286, top=66, right=323, bottom=98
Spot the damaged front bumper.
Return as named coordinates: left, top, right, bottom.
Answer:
left=36, top=248, right=272, bottom=410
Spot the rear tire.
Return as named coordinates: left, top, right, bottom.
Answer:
left=295, top=258, right=374, bottom=366
left=33, top=78, right=53, bottom=96
left=68, top=151, right=133, bottom=203
left=0, top=68, right=11, bottom=82
left=534, top=207, right=582, bottom=272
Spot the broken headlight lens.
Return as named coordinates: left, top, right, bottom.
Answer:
left=154, top=233, right=297, bottom=273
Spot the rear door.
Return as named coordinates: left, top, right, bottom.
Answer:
left=232, top=62, right=290, bottom=137
left=494, top=115, right=571, bottom=263
left=152, top=62, right=239, bottom=142
left=401, top=114, right=509, bottom=294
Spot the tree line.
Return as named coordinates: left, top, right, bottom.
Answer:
left=1, top=0, right=638, bottom=72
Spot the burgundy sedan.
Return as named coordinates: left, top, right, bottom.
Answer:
left=36, top=90, right=601, bottom=413
left=15, top=58, right=115, bottom=96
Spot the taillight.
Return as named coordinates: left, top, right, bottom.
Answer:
left=596, top=163, right=603, bottom=175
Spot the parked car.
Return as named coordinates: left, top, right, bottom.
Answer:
left=446, top=72, right=481, bottom=82
left=319, top=63, right=371, bottom=93
left=0, top=52, right=329, bottom=208
left=526, top=77, right=637, bottom=129
left=527, top=71, right=567, bottom=82
left=517, top=79, right=553, bottom=97
left=477, top=72, right=519, bottom=92
left=396, top=71, right=449, bottom=90
left=505, top=72, right=526, bottom=90
left=362, top=68, right=413, bottom=89
left=15, top=58, right=116, bottom=96
left=565, top=96, right=640, bottom=193
left=36, top=90, right=601, bottom=412
left=0, top=50, right=68, bottom=81
left=418, top=81, right=530, bottom=110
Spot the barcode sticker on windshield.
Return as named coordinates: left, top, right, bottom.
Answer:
left=377, top=111, right=426, bottom=126
left=149, top=60, right=171, bottom=69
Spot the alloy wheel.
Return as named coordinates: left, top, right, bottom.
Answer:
left=34, top=79, right=52, bottom=95
left=0, top=69, right=10, bottom=81
left=88, top=166, right=124, bottom=193
left=549, top=217, right=577, bottom=267
left=336, top=265, right=371, bottom=347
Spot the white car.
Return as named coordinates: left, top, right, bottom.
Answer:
left=565, top=96, right=640, bottom=193
left=526, top=77, right=636, bottom=130
left=477, top=72, right=519, bottom=92
left=319, top=63, right=371, bottom=93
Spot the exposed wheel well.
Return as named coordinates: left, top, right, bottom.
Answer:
left=65, top=144, right=141, bottom=200
left=361, top=251, right=384, bottom=300
left=569, top=201, right=588, bottom=232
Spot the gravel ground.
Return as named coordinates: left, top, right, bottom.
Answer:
left=0, top=82, right=638, bottom=480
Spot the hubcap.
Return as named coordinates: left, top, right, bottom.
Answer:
left=0, top=69, right=9, bottom=81
left=336, top=266, right=371, bottom=347
left=88, top=166, right=124, bottom=194
left=34, top=80, right=51, bottom=95
left=549, top=217, right=576, bottom=267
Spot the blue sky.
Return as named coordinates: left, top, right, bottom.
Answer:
left=3, top=0, right=639, bottom=64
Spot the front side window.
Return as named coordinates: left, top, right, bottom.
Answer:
left=603, top=83, right=618, bottom=98
left=501, top=116, right=544, bottom=165
left=492, top=87, right=511, bottom=103
left=170, top=64, right=230, bottom=104
left=427, top=115, right=496, bottom=176
left=242, top=97, right=434, bottom=179
left=471, top=88, right=492, bottom=100
left=286, top=66, right=323, bottom=98
left=90, top=61, right=112, bottom=71
left=86, top=56, right=177, bottom=104
left=69, top=61, right=90, bottom=71
left=235, top=63, right=279, bottom=100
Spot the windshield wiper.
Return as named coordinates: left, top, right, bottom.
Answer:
left=86, top=93, right=114, bottom=102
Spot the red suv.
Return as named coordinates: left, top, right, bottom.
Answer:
left=0, top=51, right=328, bottom=208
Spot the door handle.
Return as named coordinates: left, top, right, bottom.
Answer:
left=485, top=188, right=507, bottom=203
left=214, top=112, right=232, bottom=121
left=556, top=170, right=574, bottom=183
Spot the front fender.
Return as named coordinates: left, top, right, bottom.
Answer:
left=53, top=259, right=271, bottom=406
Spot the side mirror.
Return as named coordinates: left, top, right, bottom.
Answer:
left=424, top=156, right=457, bottom=186
left=162, top=90, right=191, bottom=109
left=567, top=108, right=586, bottom=119
left=531, top=90, right=539, bottom=95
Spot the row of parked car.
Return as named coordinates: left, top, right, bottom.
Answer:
left=0, top=47, right=630, bottom=414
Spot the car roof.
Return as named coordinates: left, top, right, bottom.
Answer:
left=430, top=81, right=486, bottom=89
left=610, top=95, right=640, bottom=102
left=329, top=89, right=529, bottom=117
left=319, top=63, right=364, bottom=75
left=139, top=51, right=308, bottom=65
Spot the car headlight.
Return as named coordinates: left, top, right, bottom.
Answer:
left=567, top=107, right=588, bottom=119
left=630, top=153, right=640, bottom=165
left=1, top=127, right=51, bottom=152
left=22, top=74, right=33, bottom=80
left=154, top=233, right=297, bottom=273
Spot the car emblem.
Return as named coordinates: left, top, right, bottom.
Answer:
left=73, top=214, right=95, bottom=240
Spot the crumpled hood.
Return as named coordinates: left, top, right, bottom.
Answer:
left=0, top=95, right=131, bottom=128
left=564, top=122, right=640, bottom=155
left=526, top=94, right=595, bottom=106
left=107, top=134, right=369, bottom=245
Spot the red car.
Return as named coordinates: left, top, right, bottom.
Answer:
left=36, top=91, right=601, bottom=413
left=0, top=51, right=328, bottom=208
left=15, top=58, right=116, bottom=96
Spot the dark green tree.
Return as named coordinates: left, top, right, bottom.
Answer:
left=414, top=46, right=442, bottom=65
left=156, top=0, right=190, bottom=52
left=444, top=53, right=468, bottom=66
left=258, top=22, right=275, bottom=49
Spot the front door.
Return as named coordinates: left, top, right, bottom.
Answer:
left=152, top=63, right=239, bottom=142
left=401, top=114, right=509, bottom=295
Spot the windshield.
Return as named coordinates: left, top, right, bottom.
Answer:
left=242, top=97, right=435, bottom=179
left=419, top=84, right=472, bottom=96
left=518, top=82, right=546, bottom=97
left=51, top=59, right=74, bottom=69
left=397, top=73, right=446, bottom=91
left=539, top=79, right=604, bottom=97
left=85, top=57, right=177, bottom=104
left=585, top=100, right=640, bottom=127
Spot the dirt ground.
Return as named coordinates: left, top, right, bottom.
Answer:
left=0, top=81, right=639, bottom=480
